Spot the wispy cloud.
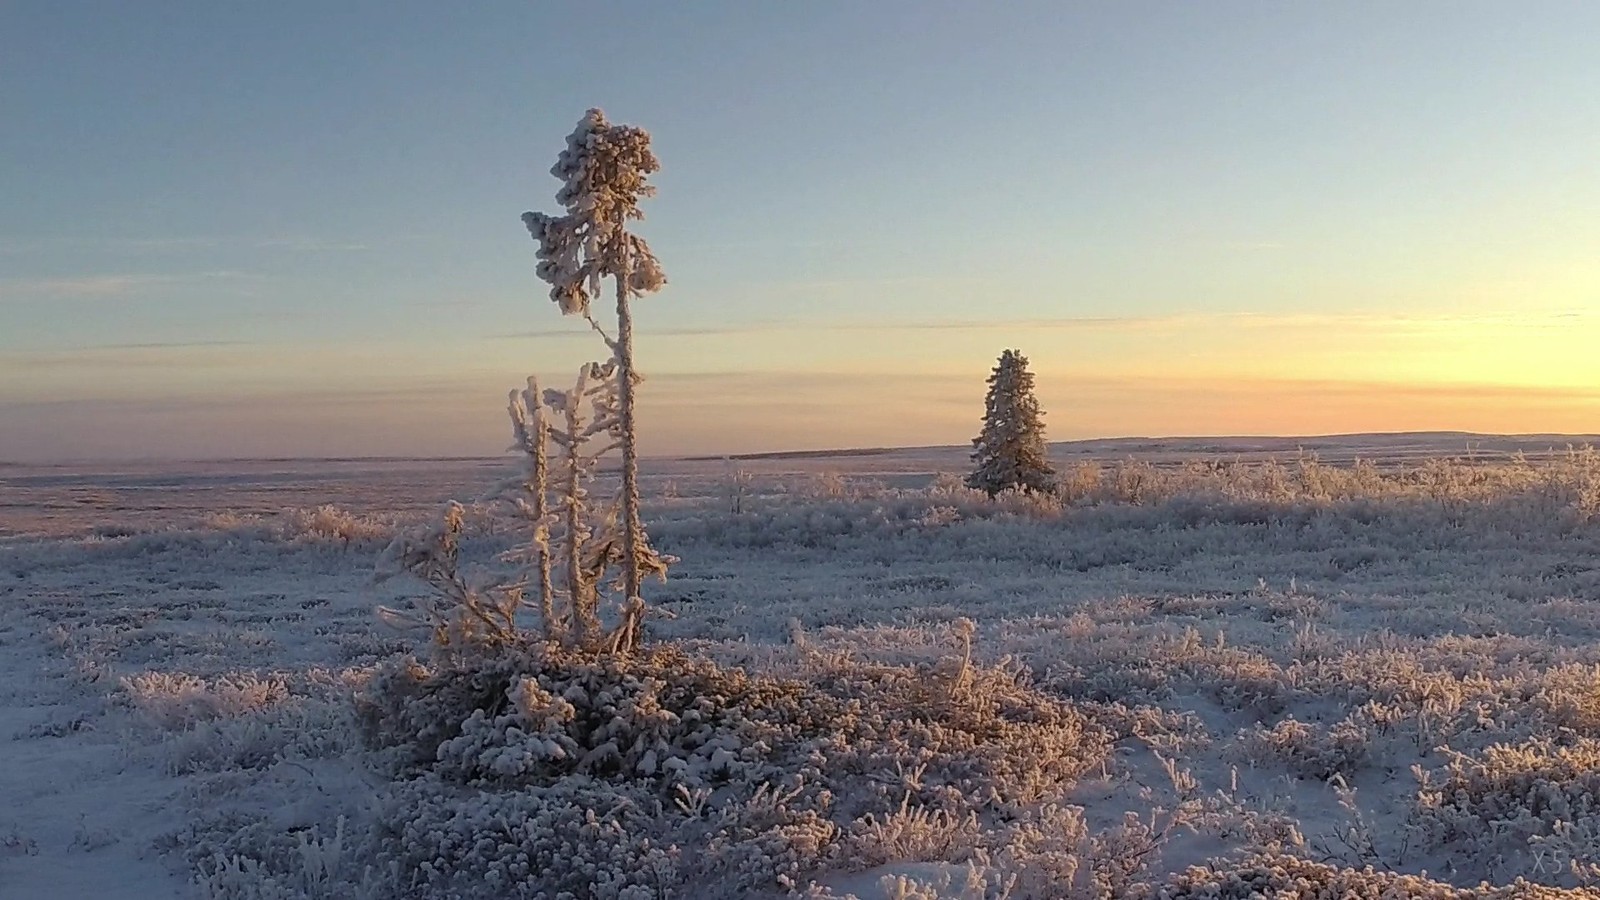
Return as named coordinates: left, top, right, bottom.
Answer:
left=481, top=306, right=1600, bottom=350
left=493, top=324, right=762, bottom=341
left=810, top=309, right=1591, bottom=335
left=1216, top=240, right=1287, bottom=251
left=1, top=275, right=162, bottom=298
left=0, top=234, right=370, bottom=256
left=1047, top=373, right=1600, bottom=402
left=89, top=339, right=252, bottom=351
left=487, top=311, right=1341, bottom=341
left=1, top=343, right=255, bottom=370
left=0, top=236, right=212, bottom=255
left=0, top=271, right=253, bottom=302
left=0, top=380, right=481, bottom=412
left=854, top=315, right=1177, bottom=332
left=252, top=236, right=370, bottom=252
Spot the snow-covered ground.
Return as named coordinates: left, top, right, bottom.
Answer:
left=5, top=433, right=1600, bottom=898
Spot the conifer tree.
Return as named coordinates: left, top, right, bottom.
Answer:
left=967, top=349, right=1056, bottom=497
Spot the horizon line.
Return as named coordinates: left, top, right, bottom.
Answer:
left=6, top=429, right=1599, bottom=469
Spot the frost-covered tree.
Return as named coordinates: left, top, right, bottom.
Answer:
left=540, top=361, right=619, bottom=646
left=506, top=376, right=556, bottom=641
left=967, top=349, right=1056, bottom=497
left=523, top=109, right=670, bottom=652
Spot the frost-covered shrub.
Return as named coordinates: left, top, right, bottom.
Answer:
left=123, top=671, right=292, bottom=729
left=808, top=470, right=855, bottom=500
left=1555, top=446, right=1600, bottom=522
left=988, top=487, right=1064, bottom=519
left=842, top=799, right=983, bottom=871
left=1233, top=715, right=1372, bottom=781
left=375, top=502, right=525, bottom=660
left=655, top=498, right=923, bottom=550
left=353, top=639, right=1115, bottom=897
left=916, top=505, right=964, bottom=529
left=375, top=778, right=679, bottom=899
left=357, top=643, right=851, bottom=787
left=121, top=669, right=362, bottom=775
left=358, top=641, right=1105, bottom=802
left=1414, top=739, right=1600, bottom=880
left=1170, top=636, right=1294, bottom=716
left=960, top=447, right=1600, bottom=527
left=192, top=816, right=385, bottom=900
left=1157, top=854, right=1589, bottom=899
left=1529, top=665, right=1600, bottom=735
left=194, top=505, right=393, bottom=548
left=282, top=505, right=391, bottom=545
left=1052, top=462, right=1102, bottom=507
left=164, top=697, right=355, bottom=775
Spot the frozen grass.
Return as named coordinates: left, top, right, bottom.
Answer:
left=3, top=443, right=1600, bottom=897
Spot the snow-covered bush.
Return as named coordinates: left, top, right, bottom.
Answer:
left=282, top=505, right=390, bottom=546
left=1233, top=715, right=1372, bottom=781
left=123, top=671, right=292, bottom=729
left=121, top=668, right=363, bottom=776
left=351, top=636, right=1119, bottom=896
left=373, top=777, right=679, bottom=899
left=374, top=501, right=523, bottom=659
left=1157, top=854, right=1591, bottom=899
left=358, top=639, right=1106, bottom=801
left=1414, top=739, right=1600, bottom=882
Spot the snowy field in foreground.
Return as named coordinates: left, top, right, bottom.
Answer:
left=4, top=433, right=1600, bottom=898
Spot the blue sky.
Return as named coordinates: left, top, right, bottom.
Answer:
left=3, top=2, right=1597, bottom=460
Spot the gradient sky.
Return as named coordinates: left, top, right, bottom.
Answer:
left=3, top=2, right=1597, bottom=461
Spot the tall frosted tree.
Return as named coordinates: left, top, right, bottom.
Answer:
left=967, top=349, right=1056, bottom=496
left=523, top=109, right=670, bottom=652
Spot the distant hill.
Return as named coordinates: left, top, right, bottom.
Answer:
left=662, top=432, right=1600, bottom=474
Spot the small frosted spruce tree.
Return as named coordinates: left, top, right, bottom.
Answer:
left=967, top=349, right=1055, bottom=497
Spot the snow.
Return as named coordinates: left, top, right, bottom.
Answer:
left=0, top=608, right=193, bottom=898
left=3, top=434, right=1600, bottom=897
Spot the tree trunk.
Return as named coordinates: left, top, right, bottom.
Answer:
left=564, top=385, right=596, bottom=646
left=527, top=377, right=556, bottom=642
left=614, top=244, right=643, bottom=652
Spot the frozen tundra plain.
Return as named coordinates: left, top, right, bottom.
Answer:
left=5, top=432, right=1600, bottom=898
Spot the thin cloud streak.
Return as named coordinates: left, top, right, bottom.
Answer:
left=72, top=339, right=254, bottom=352
left=0, top=236, right=221, bottom=254
left=0, top=234, right=372, bottom=256
left=252, top=236, right=371, bottom=252
left=490, top=317, right=1149, bottom=342
left=0, top=271, right=254, bottom=302
left=0, top=380, right=485, bottom=413
left=491, top=308, right=1593, bottom=342
left=493, top=324, right=755, bottom=341
left=0, top=341, right=255, bottom=370
left=1053, top=374, right=1600, bottom=403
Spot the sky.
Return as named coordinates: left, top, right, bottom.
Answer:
left=2, top=2, right=1597, bottom=461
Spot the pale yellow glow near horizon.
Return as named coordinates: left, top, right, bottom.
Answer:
left=2, top=307, right=1594, bottom=460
